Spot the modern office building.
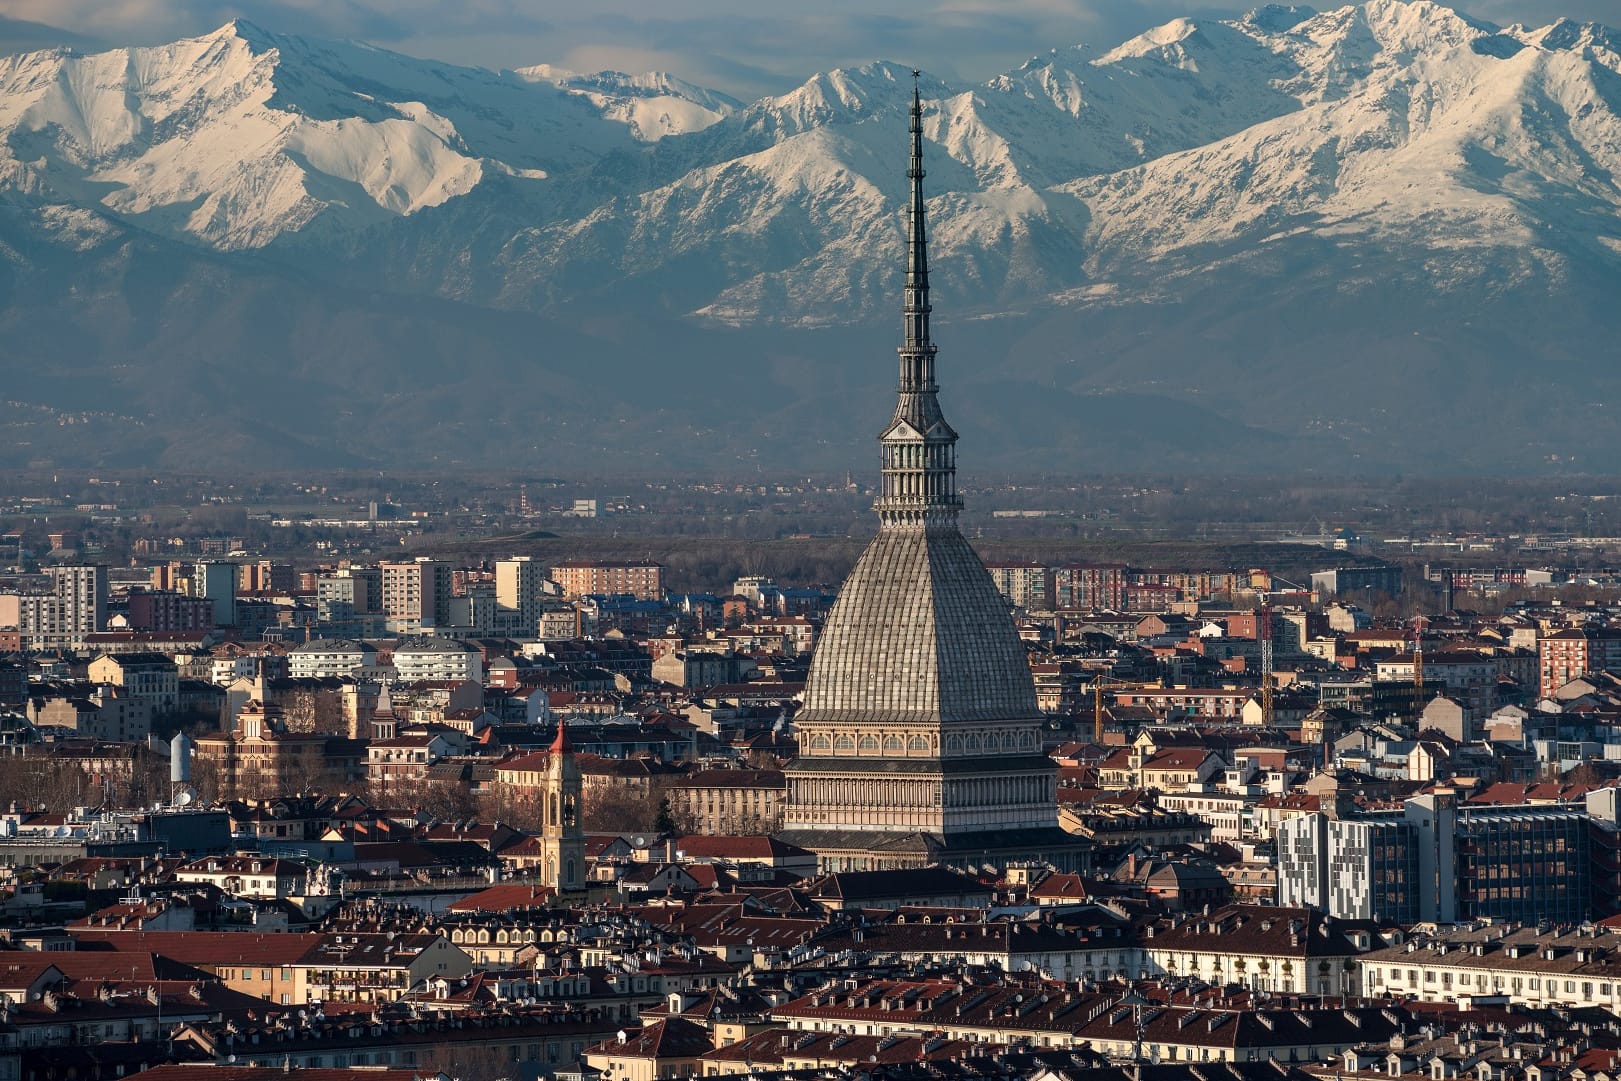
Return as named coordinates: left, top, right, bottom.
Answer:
left=1279, top=789, right=1590, bottom=924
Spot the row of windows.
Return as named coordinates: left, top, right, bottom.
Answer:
left=220, top=968, right=294, bottom=982
left=1372, top=967, right=1616, bottom=998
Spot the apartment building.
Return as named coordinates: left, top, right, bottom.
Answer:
left=380, top=558, right=453, bottom=631
left=552, top=560, right=664, bottom=601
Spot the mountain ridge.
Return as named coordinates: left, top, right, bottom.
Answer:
left=1, top=1, right=1620, bottom=476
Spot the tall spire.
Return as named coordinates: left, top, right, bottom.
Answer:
left=903, top=76, right=932, bottom=359
left=876, top=73, right=959, bottom=532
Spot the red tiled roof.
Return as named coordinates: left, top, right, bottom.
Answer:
left=673, top=835, right=807, bottom=860
left=68, top=930, right=320, bottom=966
left=447, top=883, right=556, bottom=912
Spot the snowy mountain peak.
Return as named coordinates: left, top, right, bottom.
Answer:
left=1098, top=18, right=1209, bottom=64
left=748, top=62, right=939, bottom=132
left=1341, top=0, right=1499, bottom=55
left=215, top=18, right=277, bottom=49
left=1517, top=16, right=1621, bottom=63
left=512, top=64, right=740, bottom=140
left=1241, top=5, right=1317, bottom=33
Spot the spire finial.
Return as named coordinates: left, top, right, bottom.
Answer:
left=903, top=71, right=929, bottom=354
left=875, top=75, right=959, bottom=532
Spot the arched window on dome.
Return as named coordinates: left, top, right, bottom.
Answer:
left=882, top=735, right=903, bottom=753
left=908, top=735, right=928, bottom=752
left=834, top=734, right=855, bottom=751
left=811, top=734, right=831, bottom=751
left=858, top=735, right=879, bottom=753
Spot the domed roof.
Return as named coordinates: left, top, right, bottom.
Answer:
left=794, top=84, right=1038, bottom=730
left=799, top=527, right=1040, bottom=725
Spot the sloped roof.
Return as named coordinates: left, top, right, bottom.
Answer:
left=673, top=835, right=808, bottom=860
left=798, top=529, right=1039, bottom=725
left=447, top=883, right=555, bottom=912
left=588, top=1016, right=711, bottom=1060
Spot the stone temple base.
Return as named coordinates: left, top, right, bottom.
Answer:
left=776, top=825, right=1091, bottom=875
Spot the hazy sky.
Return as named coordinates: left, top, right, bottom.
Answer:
left=2, top=0, right=1620, bottom=98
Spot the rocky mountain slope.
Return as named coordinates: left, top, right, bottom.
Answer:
left=1, top=2, right=1619, bottom=475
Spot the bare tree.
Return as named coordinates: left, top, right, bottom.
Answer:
left=284, top=745, right=338, bottom=794
left=582, top=779, right=673, bottom=834
left=191, top=754, right=228, bottom=805
left=416, top=778, right=480, bottom=821
left=479, top=782, right=545, bottom=831
left=0, top=753, right=94, bottom=812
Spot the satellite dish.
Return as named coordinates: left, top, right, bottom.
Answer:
left=174, top=789, right=195, bottom=807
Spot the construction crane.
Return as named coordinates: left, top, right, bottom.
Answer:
left=1411, top=613, right=1427, bottom=687
left=1259, top=601, right=1275, bottom=727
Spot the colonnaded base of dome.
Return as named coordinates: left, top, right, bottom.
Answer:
left=775, top=826, right=1091, bottom=875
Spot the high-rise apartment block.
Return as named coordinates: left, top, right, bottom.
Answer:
left=380, top=558, right=453, bottom=631
left=496, top=556, right=544, bottom=634
left=127, top=590, right=215, bottom=632
left=1309, top=565, right=1404, bottom=598
left=316, top=567, right=381, bottom=622
left=0, top=564, right=108, bottom=651
left=192, top=560, right=238, bottom=628
left=238, top=560, right=295, bottom=593
left=551, top=560, right=663, bottom=600
left=984, top=563, right=1048, bottom=609
left=1538, top=625, right=1621, bottom=697
left=51, top=565, right=107, bottom=638
left=983, top=562, right=1129, bottom=611
left=1051, top=563, right=1128, bottom=610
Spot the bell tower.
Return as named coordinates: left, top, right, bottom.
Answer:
left=540, top=722, right=585, bottom=891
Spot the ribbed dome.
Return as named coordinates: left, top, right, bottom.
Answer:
left=799, top=527, right=1040, bottom=725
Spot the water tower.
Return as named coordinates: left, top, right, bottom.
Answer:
left=170, top=730, right=195, bottom=805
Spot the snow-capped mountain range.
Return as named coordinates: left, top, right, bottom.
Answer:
left=1, top=1, right=1619, bottom=474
